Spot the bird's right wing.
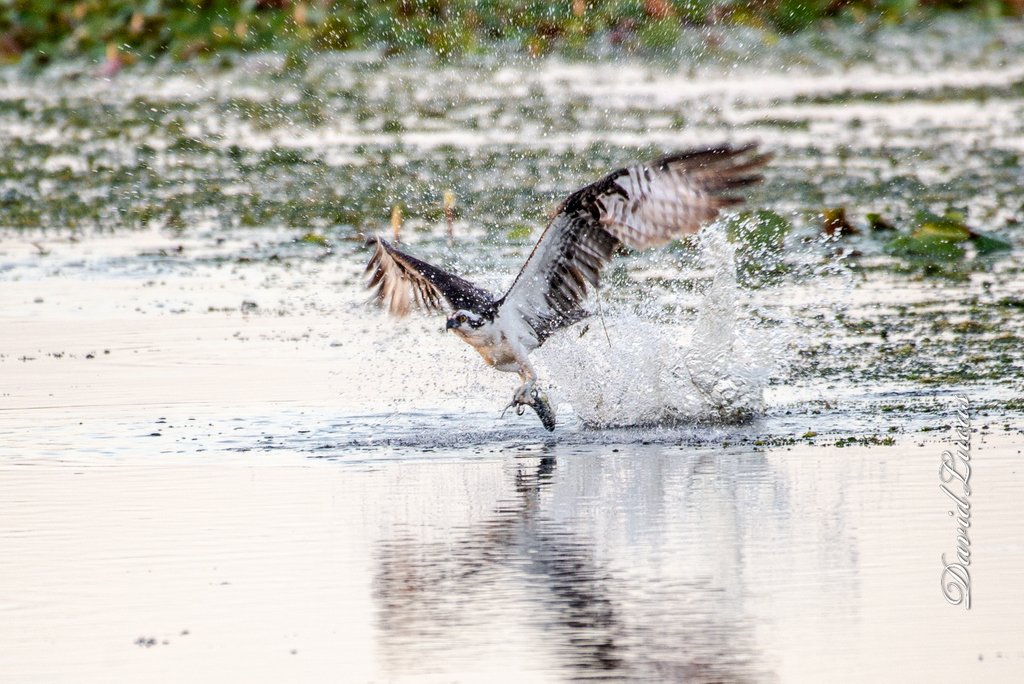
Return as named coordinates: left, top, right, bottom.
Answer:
left=365, top=237, right=494, bottom=316
left=498, top=143, right=769, bottom=342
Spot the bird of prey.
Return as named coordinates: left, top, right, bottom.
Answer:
left=365, top=143, right=770, bottom=430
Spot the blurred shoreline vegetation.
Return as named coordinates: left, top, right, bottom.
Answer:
left=1, top=0, right=1022, bottom=66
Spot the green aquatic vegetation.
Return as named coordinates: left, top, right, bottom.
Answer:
left=168, top=136, right=216, bottom=154
left=2, top=0, right=1023, bottom=64
left=0, top=43, right=1022, bottom=409
left=886, top=225, right=967, bottom=260
left=298, top=232, right=330, bottom=247
left=505, top=223, right=535, bottom=243
left=947, top=320, right=995, bottom=335
left=727, top=210, right=792, bottom=251
left=797, top=289, right=1022, bottom=389
left=637, top=18, right=681, bottom=51
left=833, top=435, right=896, bottom=447
left=256, top=148, right=310, bottom=168
left=723, top=209, right=793, bottom=287
left=971, top=231, right=1014, bottom=255
left=885, top=210, right=1013, bottom=262
left=749, top=117, right=812, bottom=130
left=865, top=212, right=895, bottom=232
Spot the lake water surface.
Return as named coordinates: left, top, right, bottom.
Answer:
left=2, top=17, right=1024, bottom=682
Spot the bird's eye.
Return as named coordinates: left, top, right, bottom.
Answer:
left=458, top=314, right=467, bottom=323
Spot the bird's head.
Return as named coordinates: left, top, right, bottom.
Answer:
left=446, top=309, right=485, bottom=332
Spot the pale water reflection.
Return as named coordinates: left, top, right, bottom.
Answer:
left=4, top=431, right=1019, bottom=682
left=373, top=450, right=766, bottom=682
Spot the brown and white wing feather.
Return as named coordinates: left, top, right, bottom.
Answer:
left=598, top=143, right=769, bottom=247
left=365, top=236, right=494, bottom=317
left=499, top=143, right=769, bottom=343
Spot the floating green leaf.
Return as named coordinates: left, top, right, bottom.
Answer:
left=886, top=210, right=1013, bottom=261
left=914, top=210, right=972, bottom=241
left=299, top=232, right=329, bottom=247
left=971, top=231, right=1012, bottom=254
left=506, top=223, right=534, bottom=242
left=886, top=231, right=965, bottom=260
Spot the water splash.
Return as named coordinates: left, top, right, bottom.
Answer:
left=540, top=228, right=775, bottom=428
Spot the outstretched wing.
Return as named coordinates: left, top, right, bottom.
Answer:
left=498, top=143, right=770, bottom=343
left=365, top=236, right=494, bottom=316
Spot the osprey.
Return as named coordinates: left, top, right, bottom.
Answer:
left=365, top=143, right=770, bottom=430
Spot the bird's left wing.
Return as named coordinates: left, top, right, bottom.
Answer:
left=498, top=143, right=769, bottom=343
left=365, top=236, right=494, bottom=316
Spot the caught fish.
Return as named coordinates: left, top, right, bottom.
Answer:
left=503, top=387, right=556, bottom=431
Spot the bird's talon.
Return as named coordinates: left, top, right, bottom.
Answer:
left=503, top=385, right=556, bottom=431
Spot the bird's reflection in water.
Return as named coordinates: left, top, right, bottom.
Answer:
left=374, top=449, right=769, bottom=682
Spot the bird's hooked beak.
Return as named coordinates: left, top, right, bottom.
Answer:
left=445, top=318, right=458, bottom=330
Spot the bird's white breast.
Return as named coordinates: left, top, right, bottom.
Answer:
left=496, top=308, right=541, bottom=352
left=451, top=311, right=539, bottom=374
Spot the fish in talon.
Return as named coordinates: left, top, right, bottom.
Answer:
left=500, top=386, right=555, bottom=431
left=527, top=388, right=556, bottom=432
